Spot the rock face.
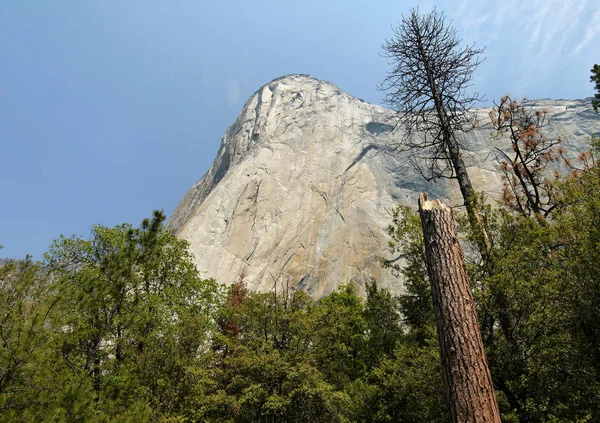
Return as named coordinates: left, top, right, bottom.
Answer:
left=168, top=74, right=600, bottom=297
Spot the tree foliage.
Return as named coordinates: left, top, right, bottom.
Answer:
left=2, top=236, right=447, bottom=422
left=382, top=136, right=600, bottom=422
left=3, top=153, right=600, bottom=422
left=489, top=97, right=567, bottom=218
left=591, top=64, right=600, bottom=112
left=0, top=258, right=61, bottom=420
left=0, top=211, right=224, bottom=421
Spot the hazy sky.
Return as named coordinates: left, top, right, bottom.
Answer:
left=2, top=0, right=599, bottom=259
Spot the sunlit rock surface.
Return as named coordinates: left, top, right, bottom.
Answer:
left=168, top=74, right=600, bottom=297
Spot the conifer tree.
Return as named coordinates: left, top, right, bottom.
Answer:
left=591, top=64, right=600, bottom=112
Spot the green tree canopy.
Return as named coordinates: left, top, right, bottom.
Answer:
left=591, top=64, right=600, bottom=112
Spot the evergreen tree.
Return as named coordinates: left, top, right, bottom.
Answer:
left=199, top=285, right=349, bottom=423
left=43, top=210, right=222, bottom=420
left=0, top=258, right=64, bottom=421
left=591, top=64, right=600, bottom=112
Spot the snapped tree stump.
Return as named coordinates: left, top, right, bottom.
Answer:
left=418, top=193, right=501, bottom=423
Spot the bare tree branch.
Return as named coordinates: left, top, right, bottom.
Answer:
left=379, top=7, right=490, bottom=254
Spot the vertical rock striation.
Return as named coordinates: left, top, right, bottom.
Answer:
left=168, top=74, right=600, bottom=297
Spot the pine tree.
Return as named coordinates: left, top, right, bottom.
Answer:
left=591, top=64, right=600, bottom=112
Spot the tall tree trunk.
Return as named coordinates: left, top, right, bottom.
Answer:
left=418, top=193, right=501, bottom=423
left=415, top=29, right=492, bottom=257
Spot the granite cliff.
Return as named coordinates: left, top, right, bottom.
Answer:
left=168, top=74, right=600, bottom=297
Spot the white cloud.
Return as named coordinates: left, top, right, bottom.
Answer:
left=572, top=7, right=600, bottom=56
left=470, top=14, right=490, bottom=31
left=454, top=0, right=471, bottom=19
left=556, top=0, right=587, bottom=55
left=491, top=0, right=520, bottom=28
left=414, top=0, right=598, bottom=98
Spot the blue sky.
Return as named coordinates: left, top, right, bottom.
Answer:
left=1, top=0, right=599, bottom=259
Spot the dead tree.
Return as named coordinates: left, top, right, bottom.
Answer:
left=380, top=8, right=491, bottom=255
left=418, top=193, right=501, bottom=423
left=489, top=96, right=592, bottom=219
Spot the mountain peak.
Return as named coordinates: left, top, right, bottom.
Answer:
left=240, top=74, right=357, bottom=116
left=262, top=73, right=337, bottom=90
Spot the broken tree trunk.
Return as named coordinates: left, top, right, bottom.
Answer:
left=418, top=193, right=501, bottom=423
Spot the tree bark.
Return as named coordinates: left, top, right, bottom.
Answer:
left=418, top=193, right=501, bottom=423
